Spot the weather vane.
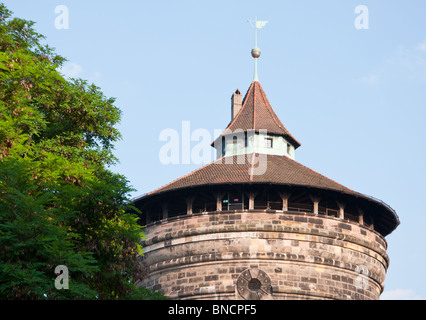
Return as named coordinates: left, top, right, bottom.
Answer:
left=247, top=18, right=268, bottom=82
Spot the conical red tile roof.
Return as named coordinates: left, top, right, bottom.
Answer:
left=145, top=154, right=354, bottom=196
left=222, top=81, right=301, bottom=148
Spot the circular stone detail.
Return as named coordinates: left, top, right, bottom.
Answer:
left=236, top=268, right=272, bottom=300
left=248, top=278, right=262, bottom=291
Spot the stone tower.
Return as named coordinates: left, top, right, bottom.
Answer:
left=134, top=26, right=399, bottom=299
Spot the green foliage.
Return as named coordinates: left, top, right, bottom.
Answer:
left=0, top=3, right=163, bottom=299
left=0, top=157, right=99, bottom=299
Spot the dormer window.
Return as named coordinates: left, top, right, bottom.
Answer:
left=287, top=143, right=291, bottom=155
left=265, top=138, right=273, bottom=148
left=232, top=136, right=239, bottom=153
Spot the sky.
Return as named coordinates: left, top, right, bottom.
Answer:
left=3, top=0, right=426, bottom=300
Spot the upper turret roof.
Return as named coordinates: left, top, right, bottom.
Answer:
left=219, top=81, right=301, bottom=149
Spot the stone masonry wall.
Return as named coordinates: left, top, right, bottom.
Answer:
left=137, top=211, right=389, bottom=300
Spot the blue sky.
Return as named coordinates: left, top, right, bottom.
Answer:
left=4, top=0, right=426, bottom=300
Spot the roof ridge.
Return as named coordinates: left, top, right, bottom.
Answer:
left=256, top=82, right=285, bottom=132
left=253, top=81, right=257, bottom=130
left=256, top=82, right=301, bottom=146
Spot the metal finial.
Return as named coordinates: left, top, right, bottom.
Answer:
left=247, top=18, right=268, bottom=82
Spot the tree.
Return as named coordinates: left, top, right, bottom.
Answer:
left=0, top=3, right=161, bottom=299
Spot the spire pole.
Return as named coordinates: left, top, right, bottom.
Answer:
left=247, top=18, right=268, bottom=82
left=253, top=55, right=259, bottom=82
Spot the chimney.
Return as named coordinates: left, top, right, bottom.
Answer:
left=231, top=89, right=242, bottom=120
